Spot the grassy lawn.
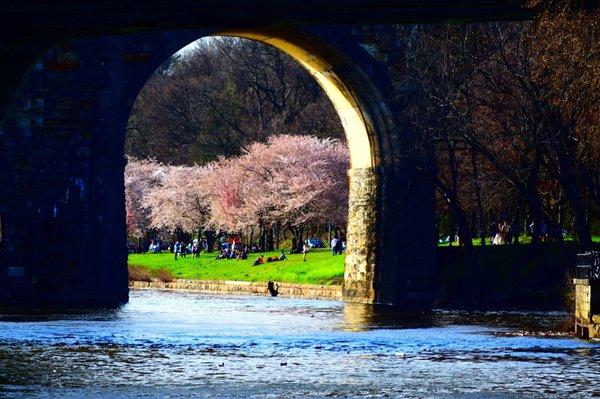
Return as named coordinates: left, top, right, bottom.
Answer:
left=128, top=248, right=345, bottom=285
left=129, top=236, right=599, bottom=285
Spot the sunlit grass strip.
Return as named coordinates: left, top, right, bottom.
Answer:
left=128, top=248, right=345, bottom=285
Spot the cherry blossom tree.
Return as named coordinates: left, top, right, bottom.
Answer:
left=207, top=135, right=349, bottom=248
left=124, top=157, right=166, bottom=238
left=143, top=164, right=213, bottom=236
left=126, top=135, right=349, bottom=250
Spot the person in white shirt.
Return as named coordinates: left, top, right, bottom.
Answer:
left=331, top=237, right=339, bottom=256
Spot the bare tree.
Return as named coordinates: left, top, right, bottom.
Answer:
left=126, top=37, right=344, bottom=166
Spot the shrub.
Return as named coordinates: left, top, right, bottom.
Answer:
left=128, top=265, right=152, bottom=282
left=156, top=268, right=174, bottom=283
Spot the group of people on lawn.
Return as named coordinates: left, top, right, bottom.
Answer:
left=172, top=240, right=202, bottom=260
left=215, top=238, right=253, bottom=260
left=161, top=234, right=344, bottom=264
left=490, top=220, right=557, bottom=245
left=252, top=251, right=288, bottom=266
left=444, top=219, right=560, bottom=246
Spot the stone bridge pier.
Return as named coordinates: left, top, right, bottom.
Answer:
left=574, top=252, right=600, bottom=339
left=344, top=164, right=437, bottom=306
left=0, top=25, right=437, bottom=310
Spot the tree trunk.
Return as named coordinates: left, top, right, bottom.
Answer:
left=525, top=189, right=544, bottom=246
left=205, top=230, right=216, bottom=253
left=289, top=227, right=303, bottom=252
left=266, top=228, right=274, bottom=251
left=469, top=146, right=486, bottom=246
left=552, top=135, right=592, bottom=248
left=456, top=208, right=479, bottom=305
left=447, top=142, right=458, bottom=246
left=259, top=226, right=264, bottom=251
left=525, top=151, right=544, bottom=246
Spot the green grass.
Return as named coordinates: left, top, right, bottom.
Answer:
left=128, top=248, right=345, bottom=285
left=437, top=235, right=600, bottom=247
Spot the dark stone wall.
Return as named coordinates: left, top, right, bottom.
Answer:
left=0, top=30, right=219, bottom=308
left=0, top=33, right=164, bottom=307
left=374, top=165, right=438, bottom=306
left=0, top=26, right=438, bottom=308
left=1, top=2, right=530, bottom=38
left=0, top=38, right=128, bottom=307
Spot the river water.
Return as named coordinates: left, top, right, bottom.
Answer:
left=0, top=290, right=598, bottom=398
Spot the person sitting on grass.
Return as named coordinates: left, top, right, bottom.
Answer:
left=236, top=248, right=248, bottom=260
left=278, top=251, right=287, bottom=261
left=215, top=249, right=228, bottom=260
left=252, top=255, right=265, bottom=266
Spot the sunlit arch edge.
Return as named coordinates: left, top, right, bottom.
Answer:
left=214, top=27, right=387, bottom=170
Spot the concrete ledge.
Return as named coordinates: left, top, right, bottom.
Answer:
left=129, top=279, right=342, bottom=301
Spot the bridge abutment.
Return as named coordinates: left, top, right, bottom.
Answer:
left=574, top=280, right=600, bottom=339
left=574, top=252, right=600, bottom=339
left=343, top=165, right=436, bottom=308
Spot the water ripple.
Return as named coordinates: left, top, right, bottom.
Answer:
left=0, top=290, right=597, bottom=398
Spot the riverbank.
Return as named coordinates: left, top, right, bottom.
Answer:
left=437, top=243, right=583, bottom=309
left=129, top=278, right=342, bottom=301
left=129, top=243, right=591, bottom=310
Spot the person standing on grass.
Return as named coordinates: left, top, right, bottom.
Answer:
left=302, top=242, right=309, bottom=262
left=173, top=241, right=181, bottom=260
left=334, top=236, right=343, bottom=255
left=331, top=236, right=338, bottom=256
left=192, top=240, right=200, bottom=258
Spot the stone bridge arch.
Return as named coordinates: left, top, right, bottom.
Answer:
left=160, top=28, right=395, bottom=304
left=125, top=27, right=397, bottom=304
left=0, top=26, right=436, bottom=309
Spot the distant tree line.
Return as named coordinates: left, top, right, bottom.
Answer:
left=390, top=2, right=600, bottom=250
